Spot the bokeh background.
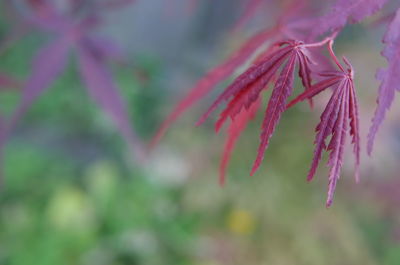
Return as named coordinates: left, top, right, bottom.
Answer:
left=0, top=0, right=400, bottom=264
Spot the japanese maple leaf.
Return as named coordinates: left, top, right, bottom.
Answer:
left=151, top=0, right=313, bottom=146
left=368, top=8, right=400, bottom=154
left=1, top=0, right=144, bottom=160
left=287, top=49, right=360, bottom=207
left=197, top=40, right=314, bottom=177
left=311, top=0, right=388, bottom=37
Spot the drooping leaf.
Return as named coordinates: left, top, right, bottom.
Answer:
left=250, top=52, right=297, bottom=175
left=288, top=57, right=360, bottom=206
left=309, top=80, right=344, bottom=183
left=326, top=80, right=349, bottom=207
left=197, top=40, right=318, bottom=177
left=368, top=8, right=400, bottom=154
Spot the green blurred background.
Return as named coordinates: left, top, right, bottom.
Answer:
left=1, top=1, right=400, bottom=265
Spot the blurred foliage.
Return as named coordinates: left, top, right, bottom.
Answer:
left=1, top=152, right=200, bottom=265
left=0, top=28, right=199, bottom=265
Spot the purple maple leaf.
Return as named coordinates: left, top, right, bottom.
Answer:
left=1, top=0, right=143, bottom=164
left=368, top=8, right=400, bottom=154
left=77, top=43, right=145, bottom=160
left=312, top=0, right=388, bottom=37
left=152, top=0, right=316, bottom=146
left=8, top=34, right=73, bottom=132
left=196, top=40, right=315, bottom=177
left=287, top=44, right=360, bottom=207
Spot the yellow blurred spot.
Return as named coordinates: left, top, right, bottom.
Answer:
left=226, top=209, right=255, bottom=236
left=46, top=186, right=96, bottom=233
left=85, top=160, right=118, bottom=199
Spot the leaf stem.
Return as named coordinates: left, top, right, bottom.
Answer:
left=302, top=31, right=339, bottom=48
left=327, top=40, right=345, bottom=72
left=301, top=31, right=345, bottom=72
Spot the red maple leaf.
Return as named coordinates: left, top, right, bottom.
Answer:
left=287, top=41, right=360, bottom=207
left=197, top=40, right=315, bottom=178
left=151, top=0, right=313, bottom=147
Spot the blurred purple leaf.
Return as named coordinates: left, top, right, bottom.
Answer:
left=24, top=0, right=72, bottom=32
left=312, top=0, right=388, bottom=37
left=8, top=34, right=72, bottom=132
left=83, top=36, right=125, bottom=63
left=77, top=43, right=145, bottom=161
left=368, top=8, right=400, bottom=154
left=287, top=55, right=360, bottom=207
